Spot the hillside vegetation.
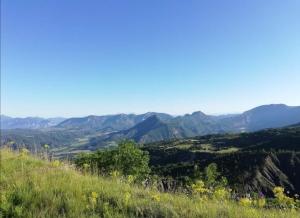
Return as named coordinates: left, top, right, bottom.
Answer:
left=1, top=149, right=300, bottom=218
left=144, top=125, right=300, bottom=195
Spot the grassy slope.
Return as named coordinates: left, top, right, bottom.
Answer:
left=1, top=149, right=299, bottom=218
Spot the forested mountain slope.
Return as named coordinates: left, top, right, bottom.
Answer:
left=143, top=124, right=300, bottom=195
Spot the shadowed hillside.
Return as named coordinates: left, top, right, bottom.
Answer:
left=143, top=124, right=300, bottom=195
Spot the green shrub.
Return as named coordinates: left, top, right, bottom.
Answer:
left=75, top=141, right=150, bottom=181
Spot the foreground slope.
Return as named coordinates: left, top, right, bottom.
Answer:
left=1, top=149, right=298, bottom=218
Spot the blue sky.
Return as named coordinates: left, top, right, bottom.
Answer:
left=1, top=0, right=300, bottom=117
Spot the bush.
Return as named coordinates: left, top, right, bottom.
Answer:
left=75, top=141, right=150, bottom=181
left=273, top=186, right=296, bottom=209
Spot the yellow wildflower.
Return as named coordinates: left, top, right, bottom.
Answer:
left=91, top=191, right=98, bottom=199
left=111, top=170, right=120, bottom=178
left=127, top=175, right=135, bottom=184
left=239, top=197, right=252, bottom=207
left=51, top=160, right=60, bottom=167
left=213, top=187, right=229, bottom=200
left=191, top=180, right=209, bottom=194
left=257, top=198, right=266, bottom=208
left=273, top=186, right=295, bottom=208
left=89, top=191, right=98, bottom=208
left=273, top=186, right=285, bottom=199
left=124, top=192, right=131, bottom=204
left=151, top=193, right=160, bottom=202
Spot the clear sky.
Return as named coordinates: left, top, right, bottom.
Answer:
left=1, top=0, right=300, bottom=117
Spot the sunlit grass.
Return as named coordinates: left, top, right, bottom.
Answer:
left=216, top=147, right=239, bottom=154
left=1, top=148, right=299, bottom=218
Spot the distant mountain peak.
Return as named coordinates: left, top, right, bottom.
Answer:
left=131, top=115, right=164, bottom=129
left=191, top=111, right=207, bottom=117
left=245, top=104, right=289, bottom=113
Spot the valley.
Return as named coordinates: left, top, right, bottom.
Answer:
left=2, top=104, right=300, bottom=153
left=1, top=104, right=300, bottom=197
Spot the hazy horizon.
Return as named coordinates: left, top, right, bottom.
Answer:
left=1, top=1, right=300, bottom=117
left=2, top=103, right=300, bottom=119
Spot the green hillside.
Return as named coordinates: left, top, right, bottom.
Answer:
left=143, top=125, right=300, bottom=196
left=1, top=149, right=299, bottom=218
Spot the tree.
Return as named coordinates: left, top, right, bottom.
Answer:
left=204, top=163, right=220, bottom=187
left=75, top=141, right=150, bottom=181
left=203, top=163, right=228, bottom=188
left=114, top=141, right=150, bottom=179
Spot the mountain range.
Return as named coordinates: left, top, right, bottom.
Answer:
left=1, top=104, right=300, bottom=147
left=56, top=112, right=172, bottom=131
left=220, top=104, right=300, bottom=131
left=95, top=104, right=300, bottom=144
left=0, top=115, right=66, bottom=129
